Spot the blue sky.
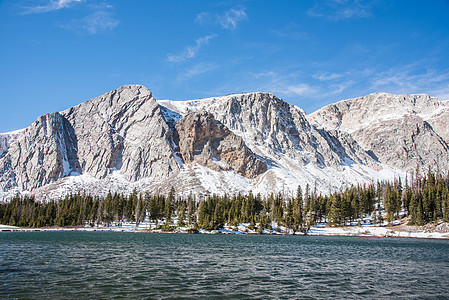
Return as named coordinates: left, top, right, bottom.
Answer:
left=1, top=0, right=449, bottom=132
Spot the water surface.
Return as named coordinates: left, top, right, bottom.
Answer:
left=1, top=232, right=448, bottom=299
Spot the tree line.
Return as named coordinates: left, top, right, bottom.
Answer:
left=1, top=169, right=449, bottom=230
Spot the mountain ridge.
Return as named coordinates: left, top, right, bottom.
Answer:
left=1, top=85, right=447, bottom=200
left=309, top=92, right=449, bottom=173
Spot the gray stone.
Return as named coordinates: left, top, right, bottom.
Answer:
left=61, top=85, right=180, bottom=181
left=309, top=93, right=449, bottom=174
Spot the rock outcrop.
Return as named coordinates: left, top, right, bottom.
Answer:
left=351, top=114, right=449, bottom=171
left=174, top=111, right=267, bottom=178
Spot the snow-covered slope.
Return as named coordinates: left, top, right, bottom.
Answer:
left=1, top=87, right=446, bottom=200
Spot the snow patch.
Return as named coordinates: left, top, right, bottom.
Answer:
left=0, top=128, right=25, bottom=157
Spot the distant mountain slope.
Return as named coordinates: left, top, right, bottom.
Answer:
left=1, top=86, right=447, bottom=200
left=308, top=93, right=449, bottom=173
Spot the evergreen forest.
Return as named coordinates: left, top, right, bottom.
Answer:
left=1, top=169, right=449, bottom=232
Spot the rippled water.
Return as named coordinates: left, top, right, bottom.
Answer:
left=1, top=232, right=449, bottom=299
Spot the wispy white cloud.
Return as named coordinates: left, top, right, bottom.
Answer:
left=271, top=23, right=308, bottom=40
left=313, top=72, right=345, bottom=81
left=249, top=70, right=319, bottom=97
left=219, top=9, right=247, bottom=30
left=248, top=68, right=362, bottom=102
left=284, top=83, right=316, bottom=96
left=307, top=0, right=372, bottom=21
left=253, top=71, right=277, bottom=79
left=432, top=86, right=449, bottom=101
left=310, top=64, right=449, bottom=102
left=167, top=34, right=217, bottom=63
left=178, top=63, right=219, bottom=81
left=21, top=0, right=119, bottom=34
left=195, top=8, right=248, bottom=30
left=370, top=62, right=449, bottom=93
left=21, top=0, right=83, bottom=14
left=328, top=81, right=355, bottom=95
left=195, top=12, right=212, bottom=25
left=60, top=10, right=119, bottom=34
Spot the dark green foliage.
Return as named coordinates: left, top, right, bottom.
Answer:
left=1, top=169, right=448, bottom=228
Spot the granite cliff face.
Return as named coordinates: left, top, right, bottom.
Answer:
left=0, top=112, right=79, bottom=191
left=60, top=85, right=180, bottom=182
left=0, top=86, right=448, bottom=199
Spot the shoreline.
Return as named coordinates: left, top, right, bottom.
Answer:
left=2, top=223, right=449, bottom=240
left=307, top=225, right=449, bottom=239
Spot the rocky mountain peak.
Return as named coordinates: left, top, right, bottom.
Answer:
left=63, top=85, right=153, bottom=120
left=309, top=93, right=443, bottom=132
left=60, top=84, right=180, bottom=181
left=308, top=93, right=449, bottom=174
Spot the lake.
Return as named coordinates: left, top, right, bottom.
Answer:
left=1, top=232, right=449, bottom=299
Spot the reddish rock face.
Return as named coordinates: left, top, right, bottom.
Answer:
left=173, top=111, right=267, bottom=179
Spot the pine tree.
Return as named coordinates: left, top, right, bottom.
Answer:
left=285, top=198, right=294, bottom=229
left=328, top=194, right=342, bottom=227
left=416, top=193, right=424, bottom=225
left=135, top=194, right=146, bottom=226
left=177, top=201, right=187, bottom=227
left=304, top=183, right=311, bottom=215
left=165, top=187, right=176, bottom=225
left=443, top=186, right=449, bottom=222
left=292, top=185, right=304, bottom=232
left=198, top=199, right=209, bottom=229
left=384, top=184, right=395, bottom=224
left=187, top=194, right=196, bottom=226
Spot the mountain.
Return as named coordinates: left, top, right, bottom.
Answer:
left=0, top=85, right=447, bottom=200
left=308, top=93, right=449, bottom=173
